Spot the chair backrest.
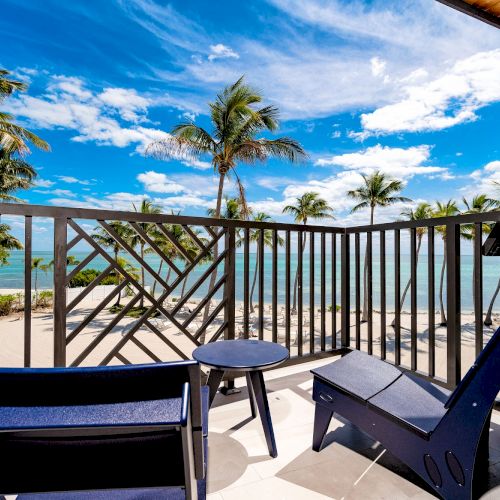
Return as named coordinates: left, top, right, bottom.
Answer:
left=0, top=360, right=199, bottom=405
left=0, top=361, right=205, bottom=494
left=445, top=327, right=500, bottom=409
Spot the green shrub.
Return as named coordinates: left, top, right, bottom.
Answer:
left=0, top=295, right=15, bottom=316
left=68, top=269, right=119, bottom=288
left=109, top=304, right=160, bottom=318
left=327, top=304, right=341, bottom=312
left=36, top=290, right=53, bottom=308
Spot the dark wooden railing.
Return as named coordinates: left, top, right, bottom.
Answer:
left=0, top=203, right=498, bottom=389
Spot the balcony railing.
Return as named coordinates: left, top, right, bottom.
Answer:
left=0, top=203, right=498, bottom=389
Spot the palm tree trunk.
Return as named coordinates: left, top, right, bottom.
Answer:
left=484, top=277, right=500, bottom=326
left=181, top=276, right=188, bottom=298
left=140, top=244, right=145, bottom=309
left=439, top=238, right=447, bottom=326
left=200, top=172, right=226, bottom=344
left=114, top=249, right=121, bottom=307
left=151, top=260, right=163, bottom=299
left=249, top=246, right=259, bottom=312
left=34, top=269, right=38, bottom=307
left=361, top=207, right=375, bottom=322
left=392, top=235, right=423, bottom=326
left=292, top=231, right=307, bottom=314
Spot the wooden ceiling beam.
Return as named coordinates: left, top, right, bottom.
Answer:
left=436, top=0, right=500, bottom=28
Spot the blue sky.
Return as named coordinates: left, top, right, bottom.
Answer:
left=2, top=0, right=500, bottom=241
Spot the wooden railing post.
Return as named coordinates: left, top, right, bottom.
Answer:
left=341, top=231, right=350, bottom=348
left=222, top=226, right=237, bottom=394
left=224, top=227, right=236, bottom=342
left=53, top=217, right=67, bottom=367
left=446, top=222, right=461, bottom=387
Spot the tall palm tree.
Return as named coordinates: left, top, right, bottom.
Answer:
left=92, top=221, right=131, bottom=306
left=0, top=69, right=49, bottom=155
left=0, top=151, right=37, bottom=201
left=130, top=200, right=162, bottom=308
left=348, top=171, right=411, bottom=322
left=31, top=257, right=51, bottom=305
left=0, top=222, right=22, bottom=265
left=433, top=200, right=459, bottom=326
left=392, top=202, right=432, bottom=325
left=249, top=212, right=284, bottom=313
left=147, top=77, right=306, bottom=333
left=283, top=192, right=334, bottom=313
left=461, top=194, right=499, bottom=322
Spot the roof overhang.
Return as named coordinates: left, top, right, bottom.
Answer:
left=436, top=0, right=500, bottom=28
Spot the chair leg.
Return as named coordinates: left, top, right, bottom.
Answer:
left=312, top=403, right=333, bottom=452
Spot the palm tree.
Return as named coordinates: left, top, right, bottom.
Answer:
left=248, top=212, right=284, bottom=313
left=392, top=202, right=432, bottom=325
left=0, top=69, right=49, bottom=155
left=147, top=77, right=306, bottom=333
left=461, top=194, right=499, bottom=323
left=92, top=221, right=131, bottom=305
left=433, top=200, right=459, bottom=326
left=31, top=257, right=50, bottom=305
left=348, top=171, right=411, bottom=322
left=0, top=222, right=22, bottom=265
left=130, top=200, right=162, bottom=308
left=283, top=192, right=334, bottom=313
left=0, top=151, right=37, bottom=201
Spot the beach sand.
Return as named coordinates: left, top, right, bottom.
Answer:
left=0, top=287, right=498, bottom=379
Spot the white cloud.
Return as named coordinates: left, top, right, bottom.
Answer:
left=34, top=188, right=77, bottom=198
left=470, top=160, right=500, bottom=196
left=137, top=171, right=185, bottom=194
left=34, top=179, right=55, bottom=188
left=315, top=144, right=447, bottom=178
left=56, top=175, right=92, bottom=185
left=255, top=176, right=298, bottom=191
left=5, top=74, right=172, bottom=153
left=208, top=44, right=239, bottom=62
left=370, top=57, right=386, bottom=78
left=99, top=87, right=150, bottom=122
left=358, top=49, right=500, bottom=135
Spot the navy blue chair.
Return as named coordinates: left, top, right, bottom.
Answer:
left=0, top=360, right=208, bottom=500
left=311, top=327, right=500, bottom=500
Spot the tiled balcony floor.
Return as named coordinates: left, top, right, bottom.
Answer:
left=205, top=357, right=500, bottom=500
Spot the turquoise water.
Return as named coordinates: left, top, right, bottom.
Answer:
left=0, top=250, right=498, bottom=312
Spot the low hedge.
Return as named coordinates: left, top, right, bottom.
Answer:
left=0, top=295, right=15, bottom=316
left=68, top=269, right=119, bottom=288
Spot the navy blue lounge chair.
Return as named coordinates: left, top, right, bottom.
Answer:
left=0, top=360, right=208, bottom=500
left=311, top=327, right=500, bottom=500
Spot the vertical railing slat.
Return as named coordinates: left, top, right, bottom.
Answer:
left=474, top=222, right=483, bottom=357
left=53, top=217, right=67, bottom=367
left=320, top=232, right=326, bottom=352
left=446, top=222, right=461, bottom=387
left=380, top=230, right=386, bottom=360
left=340, top=233, right=350, bottom=348
left=272, top=229, right=278, bottom=344
left=394, top=229, right=401, bottom=366
left=297, top=231, right=303, bottom=356
left=428, top=226, right=435, bottom=377
left=243, top=227, right=250, bottom=338
left=258, top=229, right=264, bottom=340
left=367, top=231, right=373, bottom=355
left=24, top=216, right=32, bottom=367
left=285, top=230, right=291, bottom=350
left=309, top=232, right=315, bottom=354
left=332, top=233, right=337, bottom=350
left=410, top=227, right=418, bottom=371
left=355, top=233, right=361, bottom=350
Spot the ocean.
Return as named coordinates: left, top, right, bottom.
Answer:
left=0, top=250, right=499, bottom=312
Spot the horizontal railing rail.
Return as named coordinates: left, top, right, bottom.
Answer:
left=0, top=202, right=498, bottom=390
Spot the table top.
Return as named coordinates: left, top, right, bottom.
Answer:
left=192, top=340, right=289, bottom=372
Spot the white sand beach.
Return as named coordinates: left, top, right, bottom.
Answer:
left=0, top=287, right=497, bottom=379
